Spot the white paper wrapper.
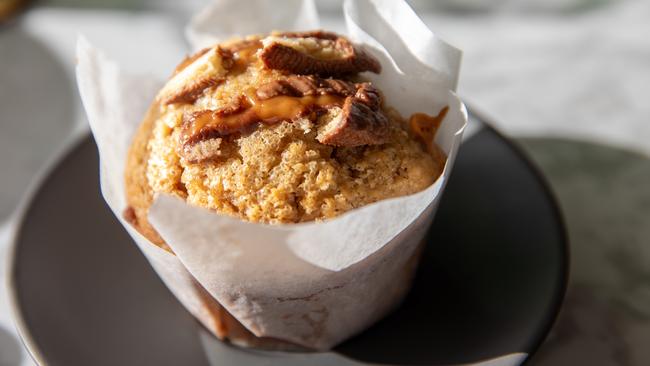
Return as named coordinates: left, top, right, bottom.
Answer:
left=76, top=0, right=467, bottom=350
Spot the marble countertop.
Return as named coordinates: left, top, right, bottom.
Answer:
left=1, top=1, right=649, bottom=365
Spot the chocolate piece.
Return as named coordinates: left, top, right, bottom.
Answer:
left=259, top=31, right=381, bottom=76
left=256, top=76, right=357, bottom=100
left=316, top=84, right=390, bottom=146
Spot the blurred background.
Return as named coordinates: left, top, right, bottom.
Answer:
left=1, top=0, right=649, bottom=365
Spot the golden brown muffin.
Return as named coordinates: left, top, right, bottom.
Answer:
left=124, top=30, right=447, bottom=348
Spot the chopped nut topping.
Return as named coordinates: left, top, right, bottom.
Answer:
left=158, top=47, right=234, bottom=105
left=256, top=75, right=357, bottom=100
left=156, top=31, right=394, bottom=163
left=164, top=77, right=224, bottom=105
left=178, top=82, right=389, bottom=162
left=316, top=84, right=390, bottom=146
left=172, top=47, right=210, bottom=75
left=259, top=31, right=381, bottom=76
left=180, top=96, right=251, bottom=144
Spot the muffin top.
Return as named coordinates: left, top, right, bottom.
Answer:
left=133, top=31, right=447, bottom=225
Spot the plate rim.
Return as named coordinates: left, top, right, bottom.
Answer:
left=469, top=109, right=570, bottom=365
left=4, top=131, right=90, bottom=366
left=5, top=110, right=570, bottom=366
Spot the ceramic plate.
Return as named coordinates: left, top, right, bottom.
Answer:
left=8, top=112, right=568, bottom=366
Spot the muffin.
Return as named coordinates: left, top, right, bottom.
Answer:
left=123, top=30, right=448, bottom=348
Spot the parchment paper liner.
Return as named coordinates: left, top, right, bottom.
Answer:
left=76, top=0, right=467, bottom=350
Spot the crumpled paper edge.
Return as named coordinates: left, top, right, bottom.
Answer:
left=76, top=0, right=467, bottom=350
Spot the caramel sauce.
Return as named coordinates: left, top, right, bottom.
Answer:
left=179, top=38, right=381, bottom=149
left=185, top=94, right=344, bottom=142
left=253, top=94, right=343, bottom=120
left=230, top=40, right=263, bottom=75
left=181, top=38, right=347, bottom=144
left=409, top=106, right=449, bottom=154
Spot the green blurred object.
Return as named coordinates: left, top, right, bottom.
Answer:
left=520, top=138, right=650, bottom=365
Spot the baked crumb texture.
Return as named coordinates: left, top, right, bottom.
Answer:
left=130, top=30, right=446, bottom=226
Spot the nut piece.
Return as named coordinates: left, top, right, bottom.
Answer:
left=256, top=75, right=357, bottom=100
left=172, top=47, right=210, bottom=75
left=222, top=38, right=263, bottom=53
left=317, top=84, right=390, bottom=146
left=178, top=97, right=253, bottom=162
left=180, top=97, right=250, bottom=143
left=158, top=46, right=234, bottom=105
left=259, top=31, right=381, bottom=76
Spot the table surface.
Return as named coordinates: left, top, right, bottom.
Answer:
left=1, top=1, right=649, bottom=365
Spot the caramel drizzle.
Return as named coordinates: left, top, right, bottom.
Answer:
left=170, top=33, right=447, bottom=162
left=181, top=93, right=344, bottom=147
left=409, top=106, right=449, bottom=154
left=168, top=31, right=375, bottom=132
left=227, top=39, right=263, bottom=75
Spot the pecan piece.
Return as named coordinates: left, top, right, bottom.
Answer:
left=317, top=84, right=390, bottom=146
left=259, top=31, right=381, bottom=76
left=180, top=97, right=250, bottom=143
left=172, top=47, right=210, bottom=75
left=158, top=46, right=234, bottom=105
left=178, top=97, right=253, bottom=162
